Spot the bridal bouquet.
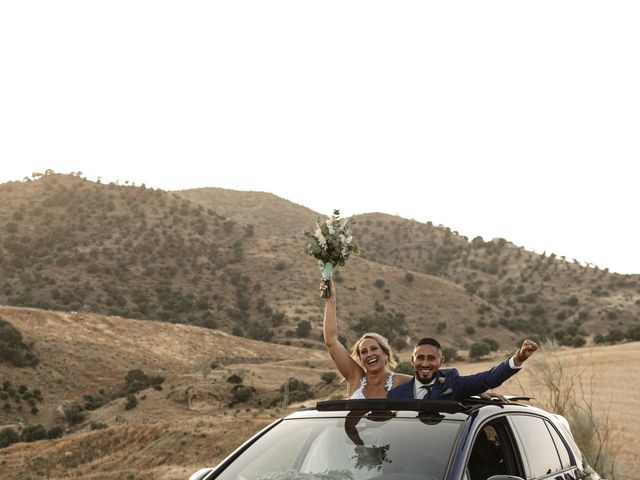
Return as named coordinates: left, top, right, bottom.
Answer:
left=304, top=209, right=360, bottom=298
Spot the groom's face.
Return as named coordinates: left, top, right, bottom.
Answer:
left=412, top=344, right=444, bottom=383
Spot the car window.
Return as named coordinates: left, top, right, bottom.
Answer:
left=466, top=420, right=523, bottom=480
left=510, top=415, right=566, bottom=478
left=545, top=421, right=573, bottom=468
left=215, top=414, right=463, bottom=480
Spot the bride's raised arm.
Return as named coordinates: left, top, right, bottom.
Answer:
left=323, top=279, right=364, bottom=388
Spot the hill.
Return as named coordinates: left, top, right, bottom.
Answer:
left=1, top=173, right=639, bottom=354
left=352, top=212, right=640, bottom=345
left=0, top=305, right=329, bottom=426
left=0, top=174, right=521, bottom=352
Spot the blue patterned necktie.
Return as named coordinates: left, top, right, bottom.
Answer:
left=421, top=384, right=432, bottom=399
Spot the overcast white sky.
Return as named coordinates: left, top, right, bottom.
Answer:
left=1, top=1, right=639, bottom=274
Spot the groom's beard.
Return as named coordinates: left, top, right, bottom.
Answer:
left=415, top=369, right=437, bottom=384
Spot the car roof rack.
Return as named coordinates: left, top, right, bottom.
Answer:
left=315, top=396, right=533, bottom=414
left=463, top=395, right=533, bottom=405
left=316, top=399, right=472, bottom=414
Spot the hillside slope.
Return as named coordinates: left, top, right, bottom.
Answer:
left=1, top=173, right=638, bottom=353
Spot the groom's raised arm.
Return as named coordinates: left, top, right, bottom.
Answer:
left=458, top=339, right=538, bottom=398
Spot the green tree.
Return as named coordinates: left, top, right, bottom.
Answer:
left=296, top=320, right=312, bottom=337
left=0, top=318, right=39, bottom=367
left=395, top=361, right=414, bottom=375
left=321, top=371, right=338, bottom=384
left=469, top=342, right=490, bottom=360
left=64, top=404, right=86, bottom=426
left=124, top=394, right=138, bottom=410
left=481, top=337, right=500, bottom=352
left=48, top=426, right=65, bottom=439
left=280, top=377, right=312, bottom=403
left=0, top=427, right=20, bottom=448
left=443, top=347, right=459, bottom=362
left=21, top=424, right=48, bottom=442
left=230, top=385, right=255, bottom=405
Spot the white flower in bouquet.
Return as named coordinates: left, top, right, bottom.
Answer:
left=304, top=209, right=360, bottom=298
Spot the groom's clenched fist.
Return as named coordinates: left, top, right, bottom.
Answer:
left=514, top=339, right=538, bottom=366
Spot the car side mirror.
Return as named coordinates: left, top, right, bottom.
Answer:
left=486, top=476, right=525, bottom=480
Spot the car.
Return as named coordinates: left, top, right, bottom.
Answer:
left=189, top=398, right=602, bottom=480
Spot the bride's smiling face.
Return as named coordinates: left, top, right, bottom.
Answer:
left=358, top=338, right=387, bottom=371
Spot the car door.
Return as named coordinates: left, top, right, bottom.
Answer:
left=508, top=414, right=578, bottom=480
left=464, top=416, right=526, bottom=480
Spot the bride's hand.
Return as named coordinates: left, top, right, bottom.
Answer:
left=320, top=278, right=334, bottom=301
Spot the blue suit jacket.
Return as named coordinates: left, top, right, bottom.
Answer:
left=387, top=359, right=518, bottom=400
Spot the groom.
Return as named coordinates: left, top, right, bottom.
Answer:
left=387, top=337, right=538, bottom=400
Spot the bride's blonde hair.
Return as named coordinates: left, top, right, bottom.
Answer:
left=349, top=332, right=398, bottom=370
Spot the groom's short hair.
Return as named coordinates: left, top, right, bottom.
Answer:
left=415, top=337, right=442, bottom=351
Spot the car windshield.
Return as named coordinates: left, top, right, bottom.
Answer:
left=215, top=412, right=462, bottom=480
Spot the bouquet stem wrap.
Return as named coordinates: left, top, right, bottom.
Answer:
left=319, top=261, right=333, bottom=299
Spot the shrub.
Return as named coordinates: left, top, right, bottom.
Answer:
left=296, top=320, right=312, bottom=337
left=280, top=377, right=312, bottom=404
left=230, top=386, right=255, bottom=405
left=271, top=311, right=285, bottom=326
left=83, top=394, right=109, bottom=411
left=321, top=371, right=338, bottom=384
left=469, top=342, right=490, bottom=360
left=442, top=347, right=459, bottom=363
left=571, top=336, right=586, bottom=348
left=64, top=404, right=86, bottom=426
left=21, top=424, right=48, bottom=442
left=605, top=328, right=625, bottom=344
left=249, top=321, right=275, bottom=341
left=124, top=394, right=138, bottom=410
left=481, top=337, right=500, bottom=352
left=626, top=324, right=640, bottom=341
left=567, top=295, right=579, bottom=306
left=0, top=427, right=20, bottom=448
left=395, top=361, right=414, bottom=375
left=0, top=318, right=39, bottom=367
left=124, top=369, right=165, bottom=394
left=47, top=426, right=65, bottom=439
left=227, top=374, right=243, bottom=384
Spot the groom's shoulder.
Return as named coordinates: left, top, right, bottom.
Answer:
left=388, top=377, right=413, bottom=395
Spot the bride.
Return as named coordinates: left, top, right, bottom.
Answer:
left=322, top=279, right=412, bottom=398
